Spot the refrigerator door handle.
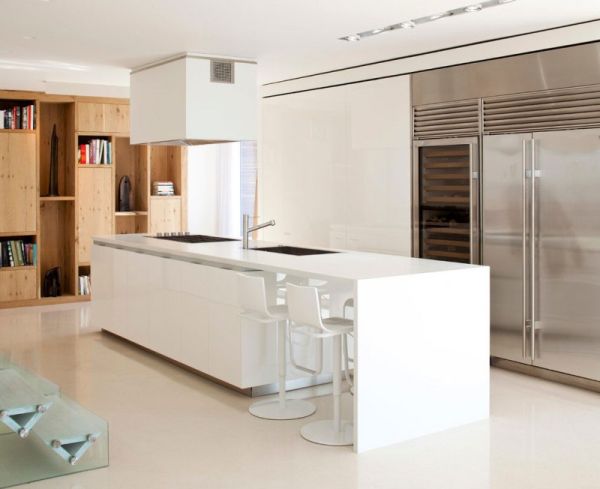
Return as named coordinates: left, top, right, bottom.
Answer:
left=530, top=138, right=537, bottom=360
left=522, top=139, right=529, bottom=359
left=469, top=142, right=480, bottom=264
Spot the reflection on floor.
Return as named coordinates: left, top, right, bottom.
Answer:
left=1, top=303, right=600, bottom=489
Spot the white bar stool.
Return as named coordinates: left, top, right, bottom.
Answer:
left=237, top=273, right=316, bottom=420
left=286, top=283, right=354, bottom=446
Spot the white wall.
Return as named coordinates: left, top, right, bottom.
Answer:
left=259, top=76, right=412, bottom=255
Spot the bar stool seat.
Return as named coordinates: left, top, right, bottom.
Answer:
left=238, top=273, right=317, bottom=421
left=321, top=317, right=353, bottom=334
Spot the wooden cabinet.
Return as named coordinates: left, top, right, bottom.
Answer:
left=77, top=103, right=104, bottom=133
left=0, top=268, right=36, bottom=301
left=149, top=197, right=182, bottom=234
left=77, top=103, right=129, bottom=134
left=0, top=133, right=37, bottom=233
left=77, top=168, right=113, bottom=263
left=105, top=104, right=129, bottom=134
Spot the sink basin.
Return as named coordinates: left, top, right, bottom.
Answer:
left=151, top=234, right=239, bottom=244
left=252, top=245, right=339, bottom=256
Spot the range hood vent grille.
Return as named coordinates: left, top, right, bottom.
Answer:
left=413, top=99, right=481, bottom=139
left=211, top=60, right=234, bottom=84
left=483, top=85, right=600, bottom=134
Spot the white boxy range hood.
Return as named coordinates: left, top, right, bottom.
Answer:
left=130, top=53, right=257, bottom=145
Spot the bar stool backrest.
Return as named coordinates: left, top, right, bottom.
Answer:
left=237, top=274, right=270, bottom=317
left=286, top=283, right=324, bottom=331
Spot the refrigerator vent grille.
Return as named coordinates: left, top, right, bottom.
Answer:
left=413, top=99, right=481, bottom=139
left=483, top=85, right=600, bottom=133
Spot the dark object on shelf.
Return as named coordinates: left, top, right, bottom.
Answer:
left=118, top=176, right=132, bottom=212
left=42, top=267, right=61, bottom=297
left=48, top=124, right=59, bottom=196
left=151, top=234, right=239, bottom=244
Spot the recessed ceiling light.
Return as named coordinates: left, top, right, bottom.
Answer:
left=343, top=34, right=361, bottom=42
left=464, top=4, right=483, bottom=12
left=400, top=21, right=416, bottom=29
left=371, top=28, right=384, bottom=34
left=498, top=0, right=515, bottom=3
left=429, top=12, right=448, bottom=20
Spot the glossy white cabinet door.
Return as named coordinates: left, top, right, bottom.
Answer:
left=125, top=250, right=152, bottom=347
left=179, top=292, right=210, bottom=374
left=260, top=87, right=347, bottom=248
left=175, top=259, right=211, bottom=298
left=206, top=266, right=239, bottom=306
left=112, top=248, right=132, bottom=339
left=208, top=303, right=242, bottom=387
left=240, top=317, right=277, bottom=388
left=178, top=261, right=211, bottom=372
left=260, top=75, right=412, bottom=255
left=147, top=254, right=180, bottom=359
left=90, top=245, right=114, bottom=331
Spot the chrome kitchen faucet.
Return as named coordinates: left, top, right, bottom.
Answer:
left=242, top=214, right=275, bottom=249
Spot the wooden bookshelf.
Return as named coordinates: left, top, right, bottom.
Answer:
left=0, top=91, right=187, bottom=308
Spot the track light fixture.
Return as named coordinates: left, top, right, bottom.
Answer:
left=339, top=0, right=516, bottom=42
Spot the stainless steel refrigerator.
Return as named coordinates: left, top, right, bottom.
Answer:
left=483, top=129, right=600, bottom=381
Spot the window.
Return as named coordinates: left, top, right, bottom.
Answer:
left=187, top=142, right=257, bottom=237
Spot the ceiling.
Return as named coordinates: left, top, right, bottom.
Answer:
left=1, top=0, right=600, bottom=92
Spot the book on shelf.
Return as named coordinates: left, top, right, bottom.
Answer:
left=0, top=240, right=36, bottom=268
left=78, top=275, right=91, bottom=295
left=78, top=139, right=112, bottom=165
left=152, top=181, right=175, bottom=196
left=0, top=104, right=35, bottom=130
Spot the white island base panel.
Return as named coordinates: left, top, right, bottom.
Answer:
left=354, top=268, right=489, bottom=452
left=91, top=235, right=489, bottom=453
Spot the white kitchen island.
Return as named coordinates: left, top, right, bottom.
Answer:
left=91, top=234, right=489, bottom=453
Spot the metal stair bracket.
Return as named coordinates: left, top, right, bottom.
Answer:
left=34, top=398, right=104, bottom=465
left=0, top=370, right=53, bottom=438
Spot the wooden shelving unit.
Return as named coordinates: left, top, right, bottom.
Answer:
left=0, top=90, right=187, bottom=308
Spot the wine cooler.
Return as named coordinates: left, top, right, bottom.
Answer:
left=412, top=137, right=480, bottom=264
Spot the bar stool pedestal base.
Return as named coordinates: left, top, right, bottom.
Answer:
left=300, top=420, right=353, bottom=446
left=249, top=399, right=316, bottom=420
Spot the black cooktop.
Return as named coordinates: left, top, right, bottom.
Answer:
left=151, top=234, right=239, bottom=244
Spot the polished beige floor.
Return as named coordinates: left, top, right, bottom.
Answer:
left=2, top=303, right=600, bottom=489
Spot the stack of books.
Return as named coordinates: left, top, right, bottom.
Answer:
left=79, top=275, right=91, bottom=295
left=79, top=139, right=112, bottom=165
left=0, top=104, right=36, bottom=130
left=0, top=240, right=36, bottom=267
left=152, top=181, right=175, bottom=196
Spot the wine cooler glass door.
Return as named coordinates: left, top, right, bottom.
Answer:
left=413, top=138, right=479, bottom=264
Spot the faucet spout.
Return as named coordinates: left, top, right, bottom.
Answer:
left=242, top=214, right=275, bottom=249
left=248, top=219, right=275, bottom=233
